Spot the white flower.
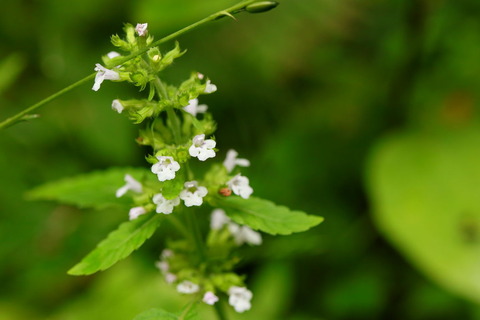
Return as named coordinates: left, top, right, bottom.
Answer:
left=161, top=249, right=174, bottom=259
left=197, top=72, right=205, bottom=80
left=204, top=79, right=217, bottom=93
left=179, top=181, right=208, bottom=207
left=189, top=134, right=216, bottom=161
left=112, top=99, right=124, bottom=113
left=155, top=261, right=169, bottom=273
left=116, top=174, right=143, bottom=198
left=129, top=206, right=147, bottom=220
left=227, top=174, right=253, bottom=199
left=135, top=23, right=148, bottom=36
left=152, top=193, right=180, bottom=214
left=203, top=291, right=219, bottom=305
left=151, top=156, right=180, bottom=182
left=228, top=224, right=262, bottom=246
left=165, top=273, right=177, bottom=284
left=228, top=286, right=252, bottom=313
left=177, top=281, right=200, bottom=294
left=223, top=149, right=250, bottom=173
left=211, top=209, right=230, bottom=230
left=107, top=51, right=120, bottom=59
left=183, top=99, right=208, bottom=117
left=92, top=64, right=120, bottom=91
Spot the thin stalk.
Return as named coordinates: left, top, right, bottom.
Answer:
left=185, top=207, right=206, bottom=262
left=214, top=300, right=229, bottom=320
left=0, top=0, right=261, bottom=130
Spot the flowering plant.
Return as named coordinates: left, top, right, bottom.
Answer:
left=5, top=1, right=323, bottom=319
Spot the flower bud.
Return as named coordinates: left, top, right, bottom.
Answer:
left=245, top=1, right=279, bottom=13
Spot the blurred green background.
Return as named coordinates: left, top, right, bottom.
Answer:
left=2, top=0, right=480, bottom=319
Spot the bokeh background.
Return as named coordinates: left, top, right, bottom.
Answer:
left=2, top=0, right=480, bottom=319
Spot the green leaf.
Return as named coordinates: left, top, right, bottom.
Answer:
left=162, top=171, right=185, bottom=200
left=26, top=167, right=150, bottom=210
left=68, top=213, right=161, bottom=275
left=210, top=196, right=323, bottom=235
left=133, top=308, right=177, bottom=320
left=366, top=128, right=480, bottom=304
left=133, top=302, right=197, bottom=320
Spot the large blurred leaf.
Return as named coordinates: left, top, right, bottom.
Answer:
left=68, top=213, right=161, bottom=275
left=210, top=196, right=324, bottom=235
left=26, top=167, right=149, bottom=209
left=366, top=127, right=480, bottom=303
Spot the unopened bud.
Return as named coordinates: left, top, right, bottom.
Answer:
left=245, top=1, right=279, bottom=13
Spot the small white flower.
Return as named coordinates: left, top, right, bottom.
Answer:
left=161, top=249, right=174, bottom=259
left=155, top=261, right=169, bottom=273
left=112, top=99, right=124, bottom=113
left=92, top=64, right=120, bottom=91
left=179, top=181, right=208, bottom=207
left=189, top=134, right=216, bottom=161
left=107, top=51, right=120, bottom=59
left=129, top=206, right=147, bottom=220
left=204, top=79, right=217, bottom=93
left=177, top=280, right=200, bottom=294
left=203, top=291, right=219, bottom=305
left=197, top=72, right=205, bottom=80
left=183, top=99, right=208, bottom=117
left=165, top=273, right=177, bottom=284
left=223, top=149, right=250, bottom=173
left=152, top=193, right=180, bottom=214
left=116, top=174, right=143, bottom=198
left=135, top=23, right=148, bottom=36
left=227, top=174, right=253, bottom=199
left=228, top=286, right=252, bottom=313
left=211, top=209, right=230, bottom=230
left=229, top=225, right=262, bottom=246
left=151, top=156, right=180, bottom=182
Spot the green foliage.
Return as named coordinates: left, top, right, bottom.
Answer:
left=366, top=127, right=480, bottom=304
left=26, top=167, right=149, bottom=210
left=133, top=302, right=197, bottom=320
left=68, top=213, right=161, bottom=275
left=210, top=196, right=324, bottom=235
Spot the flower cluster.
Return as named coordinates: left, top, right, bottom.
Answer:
left=100, top=23, right=258, bottom=314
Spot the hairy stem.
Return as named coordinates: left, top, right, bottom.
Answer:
left=0, top=0, right=262, bottom=130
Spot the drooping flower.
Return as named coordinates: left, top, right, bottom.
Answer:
left=183, top=99, right=208, bottom=117
left=135, top=23, right=148, bottom=36
left=177, top=281, right=200, bottom=294
left=179, top=181, right=208, bottom=207
left=228, top=286, right=252, bottom=313
left=129, top=206, right=147, bottom=220
left=228, top=224, right=262, bottom=246
left=112, top=99, right=124, bottom=113
left=204, top=79, right=217, bottom=93
left=116, top=174, right=143, bottom=198
left=210, top=208, right=230, bottom=230
left=92, top=64, right=121, bottom=91
left=151, top=156, right=180, bottom=182
left=227, top=174, right=253, bottom=199
left=152, top=193, right=180, bottom=214
left=203, top=291, right=219, bottom=305
left=189, top=134, right=216, bottom=161
left=223, top=149, right=250, bottom=173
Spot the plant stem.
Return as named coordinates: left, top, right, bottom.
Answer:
left=185, top=207, right=206, bottom=262
left=214, top=300, right=229, bottom=320
left=0, top=0, right=261, bottom=130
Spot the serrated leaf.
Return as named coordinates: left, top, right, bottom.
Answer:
left=132, top=308, right=177, bottom=320
left=210, top=196, right=323, bottom=235
left=133, top=302, right=198, bottom=320
left=26, top=167, right=150, bottom=210
left=68, top=213, right=161, bottom=275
